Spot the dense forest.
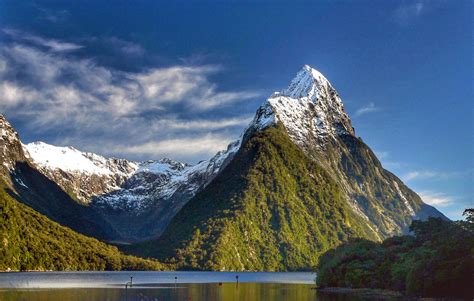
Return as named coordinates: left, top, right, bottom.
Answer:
left=316, top=212, right=474, bottom=299
left=0, top=184, right=165, bottom=271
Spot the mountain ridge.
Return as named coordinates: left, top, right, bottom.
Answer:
left=0, top=65, right=448, bottom=271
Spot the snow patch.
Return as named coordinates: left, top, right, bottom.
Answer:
left=24, top=142, right=138, bottom=176
left=393, top=181, right=415, bottom=216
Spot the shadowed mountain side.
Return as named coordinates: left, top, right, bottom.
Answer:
left=91, top=189, right=194, bottom=243
left=327, top=134, right=449, bottom=235
left=9, top=162, right=120, bottom=241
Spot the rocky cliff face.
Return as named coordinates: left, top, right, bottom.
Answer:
left=0, top=115, right=28, bottom=180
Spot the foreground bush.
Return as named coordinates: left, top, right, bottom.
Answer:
left=316, top=215, right=474, bottom=299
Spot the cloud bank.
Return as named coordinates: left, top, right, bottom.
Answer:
left=0, top=30, right=260, bottom=162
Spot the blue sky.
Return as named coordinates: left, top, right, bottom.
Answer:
left=0, top=0, right=472, bottom=220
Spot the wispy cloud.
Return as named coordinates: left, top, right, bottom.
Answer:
left=153, top=116, right=252, bottom=130
left=418, top=190, right=454, bottom=207
left=102, top=37, right=145, bottom=56
left=391, top=0, right=444, bottom=26
left=0, top=30, right=261, bottom=162
left=374, top=151, right=389, bottom=160
left=402, top=170, right=466, bottom=182
left=403, top=170, right=440, bottom=181
left=33, top=4, right=69, bottom=23
left=392, top=1, right=424, bottom=25
left=114, top=134, right=232, bottom=158
left=355, top=102, right=379, bottom=116
left=3, top=29, right=83, bottom=52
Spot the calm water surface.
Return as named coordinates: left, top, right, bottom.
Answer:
left=0, top=271, right=364, bottom=301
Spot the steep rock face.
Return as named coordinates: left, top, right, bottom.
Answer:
left=0, top=115, right=28, bottom=184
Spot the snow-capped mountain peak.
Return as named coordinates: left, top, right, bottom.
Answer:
left=251, top=65, right=354, bottom=145
left=280, top=64, right=330, bottom=100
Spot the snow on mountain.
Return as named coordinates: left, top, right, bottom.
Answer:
left=248, top=65, right=428, bottom=235
left=94, top=139, right=241, bottom=211
left=23, top=142, right=138, bottom=203
left=23, top=136, right=240, bottom=212
left=0, top=115, right=28, bottom=173
left=24, top=141, right=139, bottom=176
left=250, top=65, right=354, bottom=147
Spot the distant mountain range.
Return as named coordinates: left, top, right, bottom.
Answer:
left=0, top=65, right=447, bottom=271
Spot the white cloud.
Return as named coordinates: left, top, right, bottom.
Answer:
left=391, top=0, right=444, bottom=26
left=113, top=134, right=232, bottom=159
left=197, top=91, right=262, bottom=110
left=402, top=170, right=465, bottom=182
left=0, top=81, right=39, bottom=106
left=403, top=170, right=440, bottom=181
left=134, top=66, right=217, bottom=103
left=105, top=37, right=145, bottom=56
left=3, top=29, right=83, bottom=52
left=418, top=191, right=454, bottom=207
left=392, top=1, right=424, bottom=25
left=33, top=4, right=69, bottom=23
left=355, top=102, right=379, bottom=116
left=374, top=151, right=389, bottom=160
left=153, top=116, right=252, bottom=130
left=0, top=31, right=261, bottom=162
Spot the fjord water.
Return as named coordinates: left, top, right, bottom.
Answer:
left=0, top=271, right=357, bottom=301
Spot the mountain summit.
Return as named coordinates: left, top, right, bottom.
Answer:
left=251, top=65, right=353, bottom=141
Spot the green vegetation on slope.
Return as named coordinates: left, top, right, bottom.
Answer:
left=130, top=124, right=379, bottom=271
left=316, top=216, right=474, bottom=299
left=0, top=183, right=165, bottom=271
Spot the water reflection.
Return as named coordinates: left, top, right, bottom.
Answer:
left=0, top=283, right=363, bottom=301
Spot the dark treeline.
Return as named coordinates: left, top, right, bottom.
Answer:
left=0, top=187, right=165, bottom=271
left=316, top=211, right=474, bottom=299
